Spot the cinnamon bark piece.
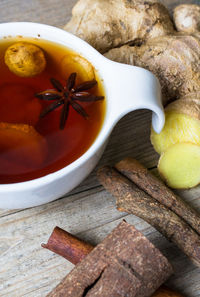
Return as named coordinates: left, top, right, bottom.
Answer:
left=115, top=157, right=200, bottom=235
left=47, top=221, right=172, bottom=297
left=43, top=228, right=183, bottom=297
left=42, top=227, right=93, bottom=265
left=97, top=166, right=200, bottom=268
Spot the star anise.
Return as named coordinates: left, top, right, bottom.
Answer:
left=35, top=73, right=104, bottom=129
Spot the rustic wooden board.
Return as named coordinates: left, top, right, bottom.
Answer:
left=0, top=0, right=200, bottom=296
left=161, top=0, right=199, bottom=11
left=0, top=186, right=200, bottom=297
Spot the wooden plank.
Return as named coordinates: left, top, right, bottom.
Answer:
left=0, top=0, right=199, bottom=297
left=161, top=0, right=200, bottom=13
left=0, top=186, right=199, bottom=297
left=0, top=0, right=76, bottom=27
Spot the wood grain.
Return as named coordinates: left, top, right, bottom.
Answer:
left=0, top=0, right=199, bottom=297
left=161, top=0, right=200, bottom=12
left=0, top=186, right=199, bottom=297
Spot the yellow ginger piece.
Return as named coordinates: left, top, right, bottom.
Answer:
left=158, top=142, right=200, bottom=189
left=151, top=111, right=200, bottom=154
left=5, top=42, right=46, bottom=77
left=151, top=98, right=200, bottom=154
left=61, top=54, right=95, bottom=83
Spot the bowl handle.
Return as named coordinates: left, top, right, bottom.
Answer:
left=103, top=60, right=165, bottom=133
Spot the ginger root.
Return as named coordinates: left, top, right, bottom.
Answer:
left=105, top=33, right=200, bottom=105
left=151, top=94, right=200, bottom=188
left=151, top=97, right=200, bottom=154
left=65, top=0, right=174, bottom=54
left=174, top=4, right=200, bottom=33
left=65, top=0, right=200, bottom=189
left=66, top=0, right=200, bottom=105
left=5, top=42, right=46, bottom=77
left=151, top=92, right=200, bottom=188
left=158, top=142, right=200, bottom=189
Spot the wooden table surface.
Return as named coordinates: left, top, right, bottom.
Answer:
left=0, top=0, right=199, bottom=296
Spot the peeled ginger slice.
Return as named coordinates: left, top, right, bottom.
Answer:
left=61, top=54, right=95, bottom=83
left=151, top=111, right=200, bottom=154
left=158, top=142, right=200, bottom=189
left=0, top=123, right=47, bottom=168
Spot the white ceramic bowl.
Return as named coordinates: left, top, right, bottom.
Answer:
left=0, top=22, right=165, bottom=209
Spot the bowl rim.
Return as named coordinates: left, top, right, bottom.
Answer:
left=0, top=21, right=111, bottom=191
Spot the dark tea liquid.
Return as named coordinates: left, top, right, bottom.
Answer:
left=0, top=37, right=105, bottom=183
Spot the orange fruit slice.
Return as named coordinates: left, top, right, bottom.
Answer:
left=0, top=83, right=41, bottom=126
left=0, top=122, right=47, bottom=168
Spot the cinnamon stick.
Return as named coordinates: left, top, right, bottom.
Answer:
left=97, top=166, right=200, bottom=268
left=115, top=157, right=200, bottom=235
left=152, top=287, right=184, bottom=297
left=46, top=221, right=172, bottom=297
left=43, top=227, right=183, bottom=297
left=42, top=227, right=93, bottom=265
